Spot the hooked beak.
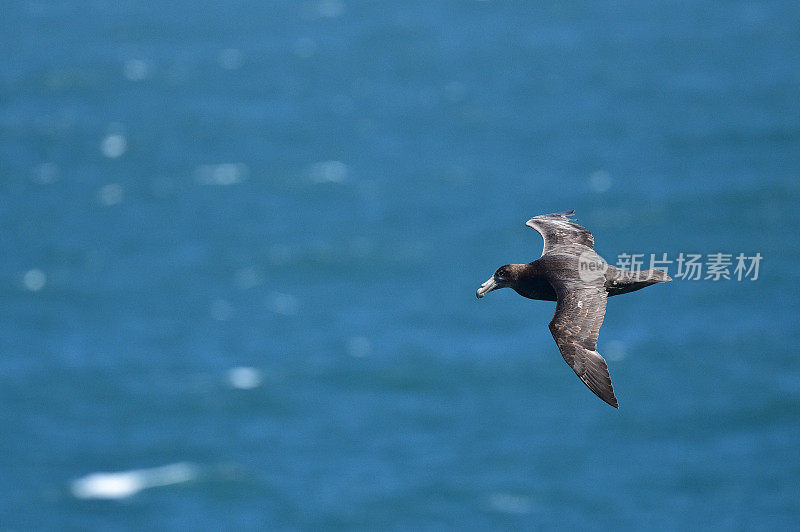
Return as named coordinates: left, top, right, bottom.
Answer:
left=476, top=276, right=499, bottom=298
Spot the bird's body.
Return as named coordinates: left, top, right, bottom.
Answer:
left=476, top=211, right=670, bottom=408
left=502, top=251, right=667, bottom=302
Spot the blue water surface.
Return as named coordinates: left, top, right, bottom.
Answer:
left=2, top=1, right=799, bottom=529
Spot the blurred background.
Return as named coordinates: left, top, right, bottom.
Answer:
left=2, top=0, right=799, bottom=529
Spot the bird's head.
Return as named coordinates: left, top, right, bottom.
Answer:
left=476, top=264, right=521, bottom=298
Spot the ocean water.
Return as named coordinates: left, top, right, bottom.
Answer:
left=2, top=1, right=799, bottom=529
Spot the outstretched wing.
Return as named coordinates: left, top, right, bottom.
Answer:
left=526, top=210, right=594, bottom=256
left=548, top=283, right=618, bottom=408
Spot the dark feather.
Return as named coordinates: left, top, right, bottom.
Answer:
left=548, top=281, right=618, bottom=408
left=526, top=210, right=595, bottom=255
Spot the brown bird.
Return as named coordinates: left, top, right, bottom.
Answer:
left=476, top=211, right=670, bottom=408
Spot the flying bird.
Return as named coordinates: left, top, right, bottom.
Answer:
left=476, top=211, right=670, bottom=408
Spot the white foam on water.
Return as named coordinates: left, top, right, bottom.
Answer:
left=347, top=336, right=371, bottom=358
left=605, top=340, right=627, bottom=361
left=218, top=48, right=244, bottom=70
left=97, top=183, right=124, bottom=206
left=589, top=170, right=612, bottom=192
left=70, top=462, right=198, bottom=500
left=23, top=269, right=47, bottom=291
left=308, top=160, right=349, bottom=183
left=234, top=267, right=264, bottom=289
left=444, top=80, right=466, bottom=102
left=194, top=163, right=248, bottom=185
left=316, top=0, right=345, bottom=18
left=488, top=493, right=533, bottom=515
left=123, top=59, right=151, bottom=81
left=226, top=366, right=263, bottom=390
left=101, top=134, right=127, bottom=158
left=267, top=292, right=299, bottom=315
left=32, top=162, right=59, bottom=184
left=210, top=299, right=233, bottom=321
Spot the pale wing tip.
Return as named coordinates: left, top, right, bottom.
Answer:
left=648, top=270, right=671, bottom=282
left=580, top=350, right=619, bottom=408
left=582, top=376, right=619, bottom=408
left=525, top=210, right=576, bottom=227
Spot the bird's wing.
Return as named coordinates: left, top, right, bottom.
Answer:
left=526, top=210, right=594, bottom=256
left=548, top=282, right=618, bottom=408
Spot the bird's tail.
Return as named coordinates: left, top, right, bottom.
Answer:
left=642, top=268, right=671, bottom=283
left=605, top=266, right=670, bottom=297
